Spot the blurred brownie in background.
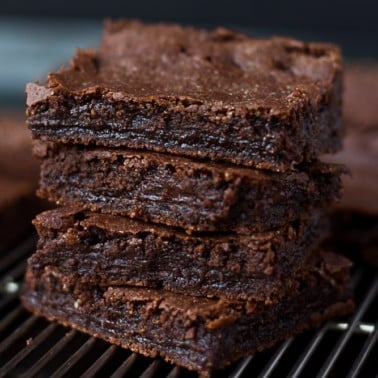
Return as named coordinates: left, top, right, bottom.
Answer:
left=0, top=113, right=46, bottom=246
left=324, top=63, right=378, bottom=266
left=0, top=113, right=39, bottom=181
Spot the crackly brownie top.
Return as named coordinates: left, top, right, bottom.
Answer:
left=27, top=20, right=341, bottom=112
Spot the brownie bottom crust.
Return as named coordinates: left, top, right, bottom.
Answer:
left=30, top=207, right=329, bottom=302
left=22, top=260, right=353, bottom=377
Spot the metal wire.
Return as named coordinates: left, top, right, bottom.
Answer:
left=229, top=356, right=254, bottom=378
left=50, top=337, right=97, bottom=378
left=110, top=353, right=138, bottom=378
left=0, top=237, right=377, bottom=378
left=289, top=324, right=329, bottom=377
left=347, top=321, right=378, bottom=378
left=0, top=312, right=38, bottom=355
left=257, top=338, right=294, bottom=378
left=81, top=344, right=117, bottom=378
left=0, top=323, right=58, bottom=372
left=166, top=366, right=181, bottom=378
left=139, top=359, right=163, bottom=378
left=317, top=276, right=378, bottom=378
left=19, top=329, right=77, bottom=378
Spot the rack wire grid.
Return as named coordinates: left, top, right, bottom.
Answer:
left=0, top=235, right=377, bottom=378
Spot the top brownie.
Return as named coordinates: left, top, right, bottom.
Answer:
left=27, top=20, right=343, bottom=170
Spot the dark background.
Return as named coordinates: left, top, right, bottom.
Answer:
left=1, top=0, right=378, bottom=33
left=1, top=0, right=377, bottom=107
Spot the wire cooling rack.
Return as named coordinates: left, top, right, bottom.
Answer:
left=0, top=236, right=377, bottom=377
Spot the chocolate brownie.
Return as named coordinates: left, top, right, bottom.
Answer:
left=27, top=20, right=343, bottom=171
left=324, top=123, right=378, bottom=266
left=30, top=207, right=328, bottom=302
left=0, top=113, right=39, bottom=181
left=22, top=251, right=353, bottom=376
left=344, top=63, right=378, bottom=130
left=329, top=129, right=378, bottom=215
left=34, top=141, right=344, bottom=233
left=322, top=64, right=378, bottom=266
left=0, top=114, right=45, bottom=245
left=0, top=178, right=40, bottom=245
left=325, top=211, right=378, bottom=267
left=325, top=63, right=378, bottom=214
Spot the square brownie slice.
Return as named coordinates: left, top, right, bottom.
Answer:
left=27, top=20, right=343, bottom=171
left=22, top=250, right=353, bottom=376
left=34, top=141, right=344, bottom=233
left=29, top=207, right=328, bottom=302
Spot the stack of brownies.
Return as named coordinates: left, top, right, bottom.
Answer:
left=22, top=21, right=354, bottom=376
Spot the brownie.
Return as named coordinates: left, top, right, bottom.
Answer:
left=0, top=114, right=45, bottom=245
left=322, top=64, right=378, bottom=266
left=27, top=20, right=343, bottom=171
left=34, top=141, right=344, bottom=233
left=22, top=251, right=353, bottom=377
left=344, top=63, right=378, bottom=130
left=0, top=113, right=39, bottom=181
left=0, top=177, right=41, bottom=245
left=29, top=207, right=328, bottom=302
left=325, top=211, right=378, bottom=267
left=325, top=134, right=377, bottom=265
left=329, top=130, right=378, bottom=215
left=325, top=63, right=378, bottom=215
